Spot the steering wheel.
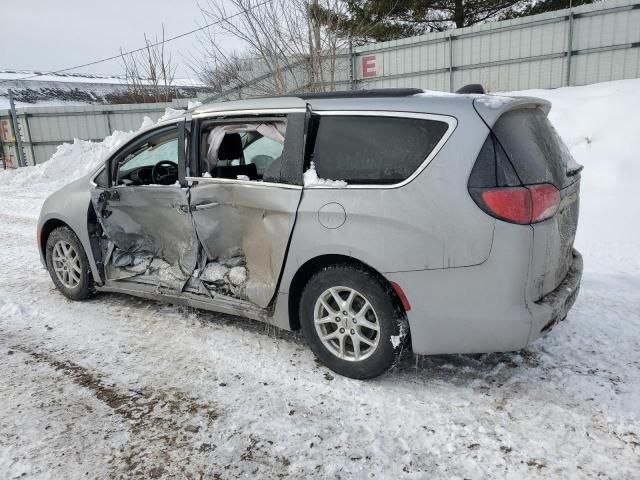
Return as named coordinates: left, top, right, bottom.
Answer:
left=152, top=160, right=178, bottom=185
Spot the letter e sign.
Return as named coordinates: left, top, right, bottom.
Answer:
left=361, top=55, right=378, bottom=78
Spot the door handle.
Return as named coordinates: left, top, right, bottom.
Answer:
left=192, top=202, right=220, bottom=211
left=175, top=202, right=220, bottom=214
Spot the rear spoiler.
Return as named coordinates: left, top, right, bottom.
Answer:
left=472, top=95, right=552, bottom=128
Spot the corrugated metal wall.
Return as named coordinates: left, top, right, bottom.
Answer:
left=355, top=0, right=640, bottom=91
left=208, top=0, right=640, bottom=101
left=0, top=101, right=188, bottom=167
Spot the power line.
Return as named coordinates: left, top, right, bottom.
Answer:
left=0, top=0, right=271, bottom=85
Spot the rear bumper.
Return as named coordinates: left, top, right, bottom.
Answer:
left=384, top=223, right=582, bottom=356
left=527, top=248, right=583, bottom=342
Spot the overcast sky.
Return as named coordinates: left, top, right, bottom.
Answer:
left=2, top=0, right=234, bottom=78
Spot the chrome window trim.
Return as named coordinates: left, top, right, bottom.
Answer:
left=186, top=176, right=302, bottom=190
left=193, top=108, right=306, bottom=119
left=305, top=110, right=458, bottom=190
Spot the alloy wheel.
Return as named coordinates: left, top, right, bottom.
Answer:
left=52, top=240, right=82, bottom=289
left=314, top=286, right=380, bottom=362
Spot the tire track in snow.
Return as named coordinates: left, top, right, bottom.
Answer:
left=9, top=343, right=221, bottom=479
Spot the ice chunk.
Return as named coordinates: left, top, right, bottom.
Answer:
left=228, top=266, right=247, bottom=286
left=237, top=175, right=250, bottom=181
left=200, top=263, right=229, bottom=284
left=303, top=161, right=347, bottom=188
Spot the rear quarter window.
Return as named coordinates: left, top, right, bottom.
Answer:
left=309, top=115, right=449, bottom=184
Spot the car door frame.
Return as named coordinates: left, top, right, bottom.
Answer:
left=90, top=117, right=200, bottom=290
left=185, top=108, right=307, bottom=309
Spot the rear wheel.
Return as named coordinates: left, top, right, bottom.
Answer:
left=299, top=265, right=408, bottom=379
left=45, top=226, right=93, bottom=300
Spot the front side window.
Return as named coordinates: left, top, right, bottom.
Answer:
left=115, top=131, right=179, bottom=186
left=309, top=115, right=449, bottom=185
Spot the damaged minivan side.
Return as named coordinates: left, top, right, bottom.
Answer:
left=38, top=89, right=583, bottom=379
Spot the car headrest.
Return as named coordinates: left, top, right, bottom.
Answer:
left=218, top=133, right=243, bottom=160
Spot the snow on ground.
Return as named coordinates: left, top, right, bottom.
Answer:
left=0, top=80, right=639, bottom=479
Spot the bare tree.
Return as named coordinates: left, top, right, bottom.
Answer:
left=120, top=26, right=179, bottom=103
left=193, top=0, right=350, bottom=98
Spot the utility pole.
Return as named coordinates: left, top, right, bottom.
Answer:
left=566, top=0, right=574, bottom=86
left=349, top=35, right=356, bottom=90
left=8, top=90, right=27, bottom=168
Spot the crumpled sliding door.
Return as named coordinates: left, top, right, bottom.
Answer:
left=189, top=182, right=302, bottom=307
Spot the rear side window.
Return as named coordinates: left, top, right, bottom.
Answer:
left=492, top=109, right=574, bottom=188
left=468, top=134, right=520, bottom=188
left=309, top=115, right=449, bottom=184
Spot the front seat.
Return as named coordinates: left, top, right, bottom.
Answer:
left=217, top=133, right=243, bottom=164
left=211, top=134, right=258, bottom=180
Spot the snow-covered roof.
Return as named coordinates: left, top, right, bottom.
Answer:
left=0, top=70, right=204, bottom=87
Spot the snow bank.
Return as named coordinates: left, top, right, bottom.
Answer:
left=0, top=112, right=171, bottom=192
left=0, top=130, right=132, bottom=192
left=505, top=79, right=640, bottom=276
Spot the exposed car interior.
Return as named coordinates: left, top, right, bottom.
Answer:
left=201, top=122, right=286, bottom=181
left=116, top=133, right=179, bottom=186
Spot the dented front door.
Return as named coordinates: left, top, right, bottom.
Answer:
left=91, top=121, right=200, bottom=290
left=92, top=186, right=199, bottom=288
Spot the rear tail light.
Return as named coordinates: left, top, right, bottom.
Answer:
left=470, top=183, right=560, bottom=224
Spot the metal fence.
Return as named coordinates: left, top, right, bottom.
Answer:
left=354, top=0, right=640, bottom=92
left=0, top=99, right=190, bottom=168
left=210, top=0, right=640, bottom=100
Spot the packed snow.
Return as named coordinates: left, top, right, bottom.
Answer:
left=303, top=161, right=348, bottom=187
left=0, top=80, right=639, bottom=479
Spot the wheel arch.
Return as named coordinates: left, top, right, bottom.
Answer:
left=39, top=205, right=103, bottom=285
left=39, top=218, right=71, bottom=259
left=287, top=254, right=407, bottom=331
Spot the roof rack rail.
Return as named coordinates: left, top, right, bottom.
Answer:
left=298, top=88, right=423, bottom=99
left=456, top=84, right=485, bottom=94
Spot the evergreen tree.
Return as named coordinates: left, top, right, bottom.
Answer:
left=334, top=0, right=529, bottom=42
left=502, top=0, right=597, bottom=19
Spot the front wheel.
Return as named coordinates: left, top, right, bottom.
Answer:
left=45, top=226, right=94, bottom=300
left=299, top=265, right=408, bottom=379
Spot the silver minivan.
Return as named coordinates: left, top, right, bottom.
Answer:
left=37, top=88, right=583, bottom=379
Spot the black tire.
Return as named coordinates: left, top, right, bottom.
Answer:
left=45, top=226, right=94, bottom=301
left=299, top=264, right=408, bottom=379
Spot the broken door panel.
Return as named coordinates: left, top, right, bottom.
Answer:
left=91, top=185, right=199, bottom=290
left=189, top=182, right=302, bottom=308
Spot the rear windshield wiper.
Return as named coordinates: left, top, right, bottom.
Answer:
left=566, top=159, right=584, bottom=177
left=566, top=164, right=584, bottom=177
